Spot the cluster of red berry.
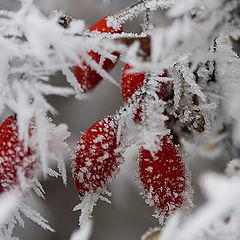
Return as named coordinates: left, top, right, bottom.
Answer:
left=71, top=15, right=190, bottom=221
left=0, top=13, right=191, bottom=224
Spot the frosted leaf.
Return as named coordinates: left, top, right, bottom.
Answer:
left=70, top=220, right=92, bottom=240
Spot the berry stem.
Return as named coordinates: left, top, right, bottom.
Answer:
left=113, top=0, right=146, bottom=25
left=142, top=1, right=152, bottom=32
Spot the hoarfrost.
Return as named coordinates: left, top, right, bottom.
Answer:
left=19, top=203, right=54, bottom=232
left=70, top=220, right=92, bottom=240
left=0, top=191, right=20, bottom=226
left=73, top=189, right=111, bottom=227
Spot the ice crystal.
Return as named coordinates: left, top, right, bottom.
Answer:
left=70, top=220, right=92, bottom=240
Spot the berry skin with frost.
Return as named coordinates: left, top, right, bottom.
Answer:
left=121, top=63, right=145, bottom=102
left=121, top=63, right=170, bottom=102
left=72, top=116, right=121, bottom=195
left=121, top=64, right=171, bottom=123
left=74, top=15, right=123, bottom=92
left=0, top=115, right=38, bottom=193
left=138, top=136, right=187, bottom=219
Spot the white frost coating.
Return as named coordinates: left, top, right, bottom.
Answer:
left=70, top=220, right=92, bottom=240
left=146, top=0, right=176, bottom=11
left=19, top=203, right=54, bottom=232
left=14, top=208, right=24, bottom=228
left=47, top=122, right=71, bottom=185
left=145, top=0, right=236, bottom=76
left=73, top=189, right=111, bottom=227
left=62, top=67, right=86, bottom=99
left=47, top=168, right=61, bottom=178
left=79, top=50, right=120, bottom=88
left=17, top=167, right=31, bottom=192
left=113, top=1, right=145, bottom=25
left=0, top=0, right=240, bottom=239
left=32, top=179, right=45, bottom=199
left=73, top=193, right=100, bottom=227
left=67, top=19, right=85, bottom=34
left=0, top=0, right=120, bottom=188
left=106, top=16, right=122, bottom=31
left=176, top=60, right=206, bottom=102
left=0, top=191, right=20, bottom=226
left=0, top=196, right=54, bottom=239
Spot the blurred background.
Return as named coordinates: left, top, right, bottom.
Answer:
left=0, top=0, right=229, bottom=239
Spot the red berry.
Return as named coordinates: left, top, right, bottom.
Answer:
left=121, top=63, right=145, bottom=102
left=72, top=116, right=121, bottom=195
left=121, top=64, right=170, bottom=102
left=75, top=15, right=123, bottom=92
left=138, top=136, right=187, bottom=219
left=0, top=116, right=38, bottom=193
left=121, top=64, right=171, bottom=123
left=88, top=15, right=122, bottom=34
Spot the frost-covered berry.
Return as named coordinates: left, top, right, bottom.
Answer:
left=72, top=116, right=122, bottom=195
left=121, top=63, right=145, bottom=102
left=74, top=15, right=123, bottom=92
left=121, top=63, right=170, bottom=102
left=138, top=136, right=188, bottom=219
left=0, top=115, right=38, bottom=193
left=121, top=64, right=171, bottom=123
